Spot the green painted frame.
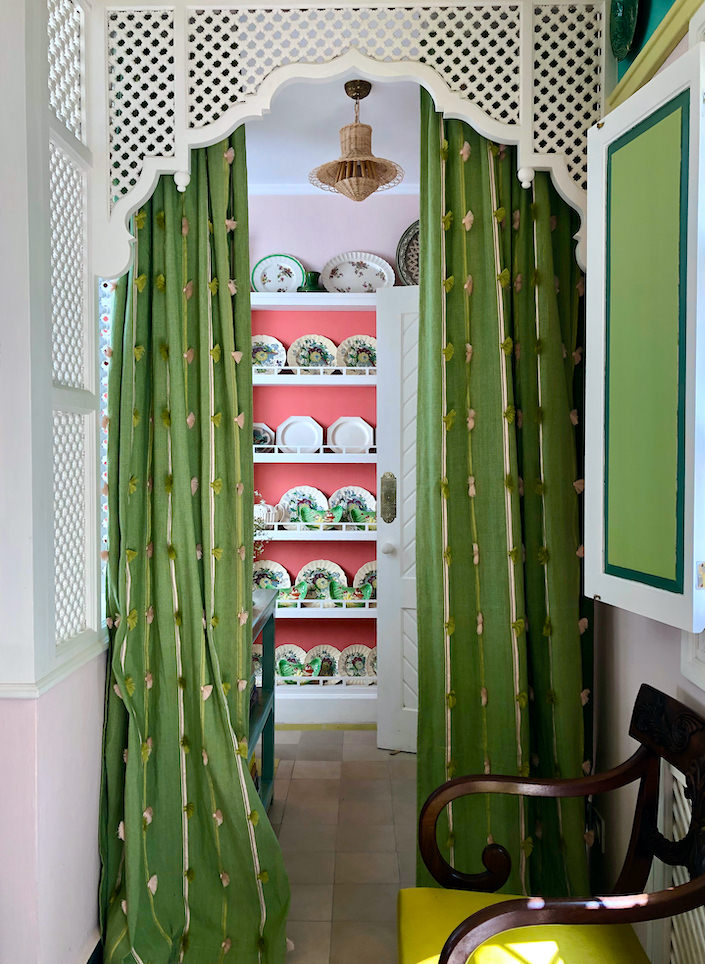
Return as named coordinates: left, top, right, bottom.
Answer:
left=604, top=88, right=690, bottom=593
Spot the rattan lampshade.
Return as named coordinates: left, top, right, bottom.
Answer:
left=309, top=81, right=404, bottom=202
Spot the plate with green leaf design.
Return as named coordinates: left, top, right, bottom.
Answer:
left=610, top=0, right=639, bottom=60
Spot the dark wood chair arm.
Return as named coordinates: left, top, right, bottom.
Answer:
left=438, top=873, right=705, bottom=964
left=419, top=748, right=651, bottom=892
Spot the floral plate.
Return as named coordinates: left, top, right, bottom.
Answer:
left=296, top=559, right=347, bottom=600
left=277, top=581, right=308, bottom=608
left=252, top=642, right=263, bottom=677
left=274, top=644, right=306, bottom=684
left=306, top=644, right=341, bottom=679
left=336, top=335, right=377, bottom=374
left=353, top=561, right=377, bottom=598
left=251, top=335, right=286, bottom=373
left=396, top=220, right=420, bottom=286
left=329, top=486, right=376, bottom=520
left=339, top=644, right=375, bottom=685
left=287, top=334, right=338, bottom=375
left=252, top=559, right=290, bottom=591
left=279, top=486, right=328, bottom=530
left=321, top=251, right=394, bottom=293
left=367, top=647, right=378, bottom=677
left=253, top=421, right=275, bottom=452
left=251, top=254, right=305, bottom=293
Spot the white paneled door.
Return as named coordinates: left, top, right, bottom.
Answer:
left=376, top=286, right=419, bottom=752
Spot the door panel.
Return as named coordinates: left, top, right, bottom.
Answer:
left=376, top=286, right=419, bottom=751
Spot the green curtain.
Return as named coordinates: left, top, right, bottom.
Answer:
left=416, top=90, right=592, bottom=899
left=99, top=131, right=290, bottom=963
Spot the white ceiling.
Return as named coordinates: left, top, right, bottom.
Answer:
left=246, top=78, right=420, bottom=195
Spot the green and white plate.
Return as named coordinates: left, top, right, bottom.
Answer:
left=296, top=559, right=347, bottom=600
left=287, top=334, right=338, bottom=375
left=279, top=486, right=328, bottom=530
left=251, top=334, right=286, bottom=373
left=336, top=335, right=377, bottom=373
left=251, top=254, right=305, bottom=293
left=253, top=559, right=290, bottom=591
left=353, top=561, right=377, bottom=598
left=339, top=644, right=374, bottom=685
left=306, top=644, right=341, bottom=679
left=329, top=486, right=376, bottom=521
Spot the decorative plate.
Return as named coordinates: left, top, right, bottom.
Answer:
left=610, top=0, right=639, bottom=60
left=329, top=486, right=376, bottom=520
left=396, top=220, right=420, bottom=286
left=327, top=416, right=375, bottom=454
left=274, top=644, right=306, bottom=683
left=299, top=504, right=344, bottom=530
left=276, top=415, right=323, bottom=454
left=279, top=486, right=328, bottom=529
left=251, top=254, right=305, bottom=293
left=349, top=506, right=377, bottom=531
left=251, top=334, right=286, bottom=373
left=296, top=559, right=347, bottom=600
left=287, top=334, right=338, bottom=374
left=353, top=561, right=377, bottom=598
left=253, top=559, right=291, bottom=591
left=306, top=644, right=341, bottom=678
left=339, top=644, right=374, bottom=684
left=329, top=580, right=373, bottom=609
left=253, top=421, right=275, bottom=452
left=252, top=642, right=263, bottom=677
left=336, top=335, right=377, bottom=374
left=277, top=581, right=308, bottom=608
left=321, top=251, right=394, bottom=293
left=367, top=647, right=378, bottom=677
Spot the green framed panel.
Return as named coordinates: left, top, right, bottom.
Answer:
left=604, top=89, right=689, bottom=593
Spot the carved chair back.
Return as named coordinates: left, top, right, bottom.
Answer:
left=617, top=684, right=705, bottom=893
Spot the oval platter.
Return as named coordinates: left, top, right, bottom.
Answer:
left=321, top=251, right=394, bottom=293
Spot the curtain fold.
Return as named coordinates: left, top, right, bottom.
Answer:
left=99, top=131, right=289, bottom=964
left=417, top=90, right=591, bottom=898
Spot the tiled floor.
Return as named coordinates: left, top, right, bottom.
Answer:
left=269, top=727, right=416, bottom=964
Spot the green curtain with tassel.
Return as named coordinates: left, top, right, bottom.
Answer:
left=99, top=131, right=290, bottom=963
left=416, top=90, right=592, bottom=899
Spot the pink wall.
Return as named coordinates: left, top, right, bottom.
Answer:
left=248, top=193, right=419, bottom=283
left=0, top=653, right=105, bottom=964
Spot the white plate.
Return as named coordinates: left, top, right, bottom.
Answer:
left=287, top=334, right=338, bottom=375
left=251, top=335, right=286, bottom=373
left=253, top=422, right=275, bottom=452
left=277, top=416, right=323, bottom=454
left=336, top=335, right=377, bottom=374
left=329, top=486, right=377, bottom=519
left=253, top=560, right=291, bottom=590
left=321, top=251, right=394, bottom=293
left=327, top=417, right=375, bottom=454
left=296, top=559, right=347, bottom=600
left=251, top=254, right=305, bottom=293
left=353, top=561, right=377, bottom=598
left=279, top=486, right=328, bottom=529
left=367, top=647, right=377, bottom=677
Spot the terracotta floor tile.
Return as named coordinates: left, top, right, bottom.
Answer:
left=285, top=920, right=331, bottom=964
left=293, top=760, right=342, bottom=780
left=339, top=798, right=394, bottom=826
left=335, top=823, right=397, bottom=853
left=278, top=821, right=338, bottom=853
left=332, top=883, right=399, bottom=922
left=334, top=851, right=400, bottom=884
left=341, top=760, right=391, bottom=781
left=285, top=849, right=336, bottom=884
left=329, top=921, right=397, bottom=964
left=296, top=742, right=345, bottom=762
left=288, top=883, right=334, bottom=921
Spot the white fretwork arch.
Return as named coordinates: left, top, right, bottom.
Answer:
left=90, top=2, right=606, bottom=276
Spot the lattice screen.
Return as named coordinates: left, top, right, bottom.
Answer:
left=47, top=0, right=84, bottom=141
left=53, top=411, right=88, bottom=642
left=532, top=3, right=604, bottom=190
left=49, top=139, right=87, bottom=389
left=187, top=5, right=522, bottom=127
left=107, top=7, right=176, bottom=204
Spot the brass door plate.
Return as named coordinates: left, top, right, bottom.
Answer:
left=380, top=472, right=397, bottom=523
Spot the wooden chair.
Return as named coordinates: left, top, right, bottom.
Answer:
left=398, top=683, right=705, bottom=963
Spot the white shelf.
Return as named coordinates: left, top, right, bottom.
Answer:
left=262, top=524, right=376, bottom=541
left=251, top=292, right=377, bottom=311
left=275, top=602, right=377, bottom=619
left=253, top=370, right=377, bottom=387
left=254, top=449, right=377, bottom=464
left=275, top=676, right=377, bottom=687
left=275, top=685, right=377, bottom=724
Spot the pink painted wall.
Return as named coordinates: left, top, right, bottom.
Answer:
left=248, top=193, right=419, bottom=283
left=0, top=653, right=105, bottom=964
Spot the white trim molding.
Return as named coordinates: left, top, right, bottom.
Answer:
left=89, top=1, right=607, bottom=276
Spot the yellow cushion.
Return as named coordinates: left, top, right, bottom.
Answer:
left=397, top=888, right=650, bottom=964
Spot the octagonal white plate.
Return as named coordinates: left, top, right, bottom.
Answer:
left=276, top=416, right=323, bottom=454
left=327, top=417, right=374, bottom=454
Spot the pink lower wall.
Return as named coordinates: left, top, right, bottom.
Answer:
left=0, top=652, right=105, bottom=964
left=248, top=193, right=419, bottom=283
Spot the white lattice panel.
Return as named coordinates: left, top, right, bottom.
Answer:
left=53, top=411, right=88, bottom=643
left=532, top=3, right=604, bottom=190
left=107, top=8, right=176, bottom=205
left=50, top=140, right=87, bottom=389
left=48, top=0, right=84, bottom=141
left=186, top=5, right=522, bottom=128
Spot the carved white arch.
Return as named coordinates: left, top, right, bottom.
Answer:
left=91, top=5, right=605, bottom=276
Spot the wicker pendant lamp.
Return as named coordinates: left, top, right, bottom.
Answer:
left=309, top=80, right=404, bottom=202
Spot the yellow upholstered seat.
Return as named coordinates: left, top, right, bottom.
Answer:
left=397, top=887, right=650, bottom=964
